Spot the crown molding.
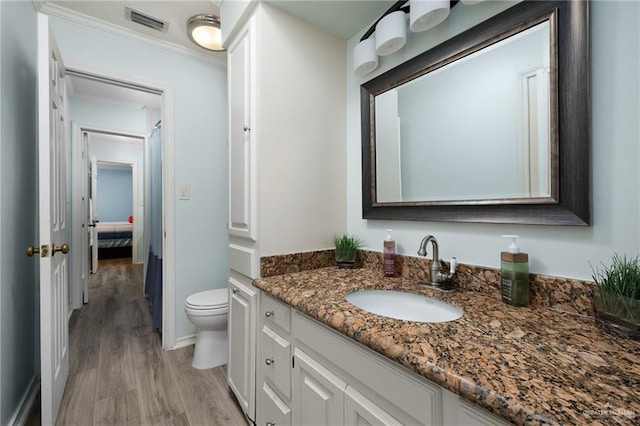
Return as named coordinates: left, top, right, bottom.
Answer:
left=38, top=2, right=227, bottom=68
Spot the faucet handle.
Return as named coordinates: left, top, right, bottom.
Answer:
left=449, top=257, right=457, bottom=274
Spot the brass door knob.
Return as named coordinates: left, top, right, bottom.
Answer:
left=26, top=245, right=40, bottom=257
left=53, top=243, right=70, bottom=255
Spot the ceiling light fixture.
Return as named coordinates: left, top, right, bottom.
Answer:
left=187, top=14, right=224, bottom=51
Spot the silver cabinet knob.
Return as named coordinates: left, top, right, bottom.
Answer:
left=264, top=311, right=274, bottom=318
left=266, top=422, right=275, bottom=426
left=232, top=287, right=239, bottom=294
left=265, top=358, right=274, bottom=366
left=243, top=125, right=251, bottom=131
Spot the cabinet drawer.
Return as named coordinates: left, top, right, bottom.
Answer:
left=262, top=325, right=292, bottom=399
left=261, top=382, right=292, bottom=426
left=262, top=294, right=291, bottom=333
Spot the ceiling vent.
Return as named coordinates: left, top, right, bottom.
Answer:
left=125, top=7, right=169, bottom=33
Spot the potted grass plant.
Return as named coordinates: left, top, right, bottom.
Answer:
left=333, top=234, right=366, bottom=269
left=591, top=254, right=640, bottom=340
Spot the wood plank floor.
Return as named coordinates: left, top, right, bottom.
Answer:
left=27, top=258, right=247, bottom=426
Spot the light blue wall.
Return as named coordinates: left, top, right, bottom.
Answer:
left=69, top=99, right=147, bottom=262
left=51, top=17, right=229, bottom=341
left=0, top=1, right=38, bottom=423
left=69, top=98, right=148, bottom=134
left=348, top=1, right=640, bottom=281
left=97, top=167, right=133, bottom=222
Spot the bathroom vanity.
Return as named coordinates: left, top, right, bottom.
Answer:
left=252, top=267, right=640, bottom=425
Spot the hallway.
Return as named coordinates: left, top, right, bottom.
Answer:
left=29, top=259, right=246, bottom=425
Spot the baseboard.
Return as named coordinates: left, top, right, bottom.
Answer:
left=8, top=375, right=40, bottom=426
left=172, top=334, right=197, bottom=350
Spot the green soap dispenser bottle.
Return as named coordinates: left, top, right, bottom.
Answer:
left=500, top=235, right=529, bottom=306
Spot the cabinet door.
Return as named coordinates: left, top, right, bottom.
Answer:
left=344, top=386, right=401, bottom=426
left=227, top=18, right=256, bottom=241
left=292, top=348, right=346, bottom=426
left=227, top=277, right=257, bottom=421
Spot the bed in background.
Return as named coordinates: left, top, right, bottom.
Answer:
left=97, top=221, right=133, bottom=259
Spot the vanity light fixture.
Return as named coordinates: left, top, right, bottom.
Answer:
left=375, top=10, right=407, bottom=56
left=354, top=0, right=460, bottom=75
left=409, top=0, right=450, bottom=33
left=354, top=37, right=379, bottom=75
left=187, top=14, right=224, bottom=51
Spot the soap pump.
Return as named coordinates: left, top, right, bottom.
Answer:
left=500, top=235, right=529, bottom=306
left=383, top=229, right=396, bottom=277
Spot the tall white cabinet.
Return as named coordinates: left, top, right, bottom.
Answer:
left=222, top=1, right=347, bottom=423
left=227, top=13, right=259, bottom=423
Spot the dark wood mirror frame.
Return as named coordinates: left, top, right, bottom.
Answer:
left=361, top=0, right=590, bottom=226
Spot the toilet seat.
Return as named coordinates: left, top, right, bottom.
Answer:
left=185, top=288, right=228, bottom=310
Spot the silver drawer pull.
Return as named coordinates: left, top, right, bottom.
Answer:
left=265, top=358, right=274, bottom=366
left=264, top=311, right=274, bottom=318
left=266, top=422, right=275, bottom=426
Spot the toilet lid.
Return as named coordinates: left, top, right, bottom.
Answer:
left=185, top=288, right=228, bottom=310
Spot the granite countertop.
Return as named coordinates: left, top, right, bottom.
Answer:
left=253, top=267, right=640, bottom=426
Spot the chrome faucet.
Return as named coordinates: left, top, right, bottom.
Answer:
left=417, top=235, right=457, bottom=291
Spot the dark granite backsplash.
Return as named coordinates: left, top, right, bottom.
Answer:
left=260, top=249, right=596, bottom=317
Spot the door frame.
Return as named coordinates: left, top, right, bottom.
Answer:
left=67, top=65, right=176, bottom=349
left=73, top=134, right=143, bottom=286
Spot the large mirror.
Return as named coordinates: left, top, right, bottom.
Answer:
left=362, top=0, right=590, bottom=225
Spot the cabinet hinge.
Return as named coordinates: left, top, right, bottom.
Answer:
left=292, top=355, right=295, bottom=369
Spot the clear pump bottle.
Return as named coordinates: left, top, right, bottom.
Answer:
left=500, top=235, right=529, bottom=306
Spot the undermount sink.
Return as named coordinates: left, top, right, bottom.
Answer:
left=345, top=290, right=463, bottom=323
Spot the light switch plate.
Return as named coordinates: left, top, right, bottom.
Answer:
left=179, top=184, right=190, bottom=200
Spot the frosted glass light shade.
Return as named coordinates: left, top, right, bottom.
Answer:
left=354, top=37, right=379, bottom=75
left=409, top=0, right=450, bottom=33
left=187, top=14, right=224, bottom=51
left=375, top=11, right=407, bottom=56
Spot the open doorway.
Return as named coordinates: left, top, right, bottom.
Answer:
left=68, top=68, right=175, bottom=348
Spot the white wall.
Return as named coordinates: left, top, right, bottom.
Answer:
left=0, top=1, right=39, bottom=423
left=347, top=1, right=640, bottom=281
left=50, top=16, right=229, bottom=341
left=257, top=3, right=347, bottom=255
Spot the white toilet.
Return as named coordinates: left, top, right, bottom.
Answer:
left=184, top=288, right=229, bottom=369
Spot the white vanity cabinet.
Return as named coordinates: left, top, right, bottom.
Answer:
left=255, top=290, right=514, bottom=426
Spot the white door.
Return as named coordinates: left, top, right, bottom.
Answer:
left=82, top=132, right=90, bottom=302
left=37, top=13, right=69, bottom=425
left=227, top=278, right=257, bottom=420
left=89, top=156, right=99, bottom=273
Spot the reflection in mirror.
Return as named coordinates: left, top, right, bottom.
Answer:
left=361, top=0, right=590, bottom=225
left=375, top=21, right=552, bottom=203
